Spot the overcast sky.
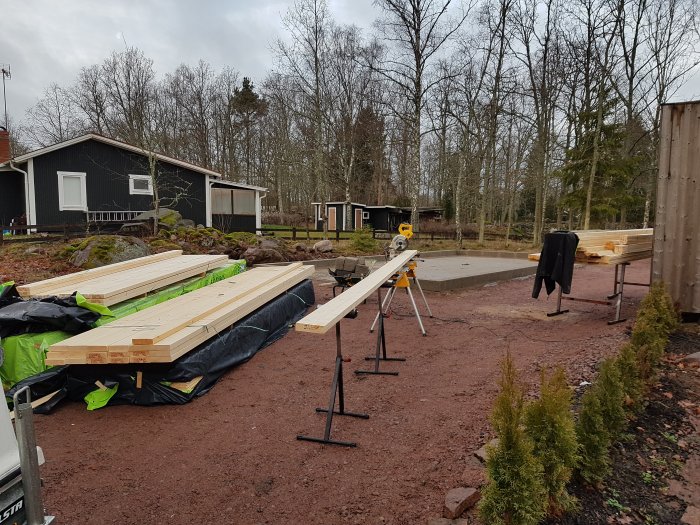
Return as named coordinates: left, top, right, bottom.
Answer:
left=1, top=0, right=699, bottom=126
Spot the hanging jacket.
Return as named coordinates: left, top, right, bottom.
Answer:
left=532, top=231, right=579, bottom=298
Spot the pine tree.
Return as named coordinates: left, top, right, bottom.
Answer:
left=593, top=359, right=627, bottom=440
left=576, top=388, right=611, bottom=486
left=524, top=368, right=580, bottom=516
left=479, top=353, right=547, bottom=525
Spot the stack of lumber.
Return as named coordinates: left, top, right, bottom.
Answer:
left=45, top=262, right=314, bottom=365
left=296, top=249, right=418, bottom=334
left=528, top=229, right=653, bottom=264
left=17, top=250, right=229, bottom=306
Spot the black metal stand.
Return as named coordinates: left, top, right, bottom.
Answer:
left=547, top=287, right=570, bottom=317
left=297, top=322, right=369, bottom=447
left=356, top=287, right=405, bottom=376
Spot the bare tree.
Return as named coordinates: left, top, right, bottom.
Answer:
left=374, top=0, right=469, bottom=228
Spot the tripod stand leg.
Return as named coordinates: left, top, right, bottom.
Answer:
left=406, top=286, right=427, bottom=336
left=412, top=277, right=433, bottom=317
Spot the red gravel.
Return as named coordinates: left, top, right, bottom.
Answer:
left=33, top=261, right=651, bottom=525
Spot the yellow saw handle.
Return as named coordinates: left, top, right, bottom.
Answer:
left=398, top=223, right=413, bottom=239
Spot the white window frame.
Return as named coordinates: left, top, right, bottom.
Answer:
left=362, top=211, right=370, bottom=220
left=129, top=174, right=153, bottom=196
left=57, top=171, right=87, bottom=212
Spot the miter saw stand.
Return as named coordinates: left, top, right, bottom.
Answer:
left=369, top=224, right=433, bottom=337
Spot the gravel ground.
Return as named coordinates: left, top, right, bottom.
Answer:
left=33, top=261, right=652, bottom=525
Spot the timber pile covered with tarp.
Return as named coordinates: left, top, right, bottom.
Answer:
left=0, top=253, right=315, bottom=411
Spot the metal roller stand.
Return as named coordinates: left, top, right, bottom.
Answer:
left=356, top=287, right=405, bottom=376
left=13, top=387, right=54, bottom=525
left=297, top=321, right=369, bottom=447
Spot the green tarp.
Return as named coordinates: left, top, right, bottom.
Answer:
left=0, top=261, right=246, bottom=390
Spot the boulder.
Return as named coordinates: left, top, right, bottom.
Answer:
left=70, top=235, right=151, bottom=269
left=243, top=247, right=285, bottom=266
left=313, top=239, right=333, bottom=253
left=683, top=352, right=700, bottom=367
left=260, top=238, right=282, bottom=250
left=132, top=207, right=182, bottom=227
left=293, top=243, right=308, bottom=252
left=175, top=219, right=195, bottom=229
left=443, top=487, right=481, bottom=519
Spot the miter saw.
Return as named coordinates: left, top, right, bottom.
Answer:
left=386, top=223, right=413, bottom=259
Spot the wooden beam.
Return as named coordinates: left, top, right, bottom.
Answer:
left=295, top=249, right=418, bottom=334
left=17, top=250, right=182, bottom=296
left=131, top=263, right=304, bottom=345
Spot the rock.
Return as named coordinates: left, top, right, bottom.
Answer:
left=175, top=219, right=195, bottom=229
left=443, top=487, right=480, bottom=519
left=260, top=238, right=281, bottom=250
left=682, top=506, right=700, bottom=525
left=70, top=235, right=151, bottom=269
left=683, top=352, right=700, bottom=367
left=24, top=246, right=45, bottom=255
left=474, top=438, right=499, bottom=463
left=243, top=247, right=285, bottom=266
left=132, top=207, right=182, bottom=227
left=427, top=519, right=453, bottom=525
left=461, top=456, right=486, bottom=486
left=314, top=239, right=333, bottom=253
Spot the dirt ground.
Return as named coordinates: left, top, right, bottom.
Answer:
left=32, top=261, right=660, bottom=524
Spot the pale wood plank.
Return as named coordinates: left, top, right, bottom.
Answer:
left=295, top=250, right=418, bottom=334
left=17, top=250, right=182, bottom=296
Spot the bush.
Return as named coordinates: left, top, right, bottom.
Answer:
left=576, top=387, right=611, bottom=486
left=262, top=211, right=307, bottom=227
left=349, top=227, right=379, bottom=253
left=479, top=353, right=547, bottom=525
left=616, top=343, right=643, bottom=411
left=593, top=359, right=627, bottom=440
left=524, top=368, right=579, bottom=516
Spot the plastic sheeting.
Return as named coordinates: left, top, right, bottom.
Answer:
left=0, top=261, right=246, bottom=389
left=7, top=279, right=315, bottom=410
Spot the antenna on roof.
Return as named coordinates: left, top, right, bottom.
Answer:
left=1, top=63, right=11, bottom=130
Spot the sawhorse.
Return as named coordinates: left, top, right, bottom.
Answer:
left=548, top=262, right=650, bottom=324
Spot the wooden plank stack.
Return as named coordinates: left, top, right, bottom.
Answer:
left=46, top=262, right=314, bottom=365
left=528, top=229, right=653, bottom=264
left=17, top=250, right=230, bottom=305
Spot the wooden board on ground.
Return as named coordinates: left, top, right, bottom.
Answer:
left=45, top=264, right=315, bottom=365
left=295, top=249, right=418, bottom=334
left=16, top=251, right=229, bottom=306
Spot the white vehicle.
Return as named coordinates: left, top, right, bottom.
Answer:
left=0, top=379, right=53, bottom=525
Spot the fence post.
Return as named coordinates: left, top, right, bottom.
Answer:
left=0, top=228, right=3, bottom=245
left=306, top=228, right=310, bottom=241
left=336, top=229, right=340, bottom=242
left=292, top=227, right=297, bottom=241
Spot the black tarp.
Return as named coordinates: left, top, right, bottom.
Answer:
left=7, top=279, right=315, bottom=410
left=0, top=285, right=100, bottom=338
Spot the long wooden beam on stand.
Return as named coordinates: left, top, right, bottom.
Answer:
left=295, top=249, right=418, bottom=334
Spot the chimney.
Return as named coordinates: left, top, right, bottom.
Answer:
left=0, top=127, right=10, bottom=164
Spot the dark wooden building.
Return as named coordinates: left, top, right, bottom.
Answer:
left=0, top=134, right=266, bottom=232
left=313, top=202, right=443, bottom=232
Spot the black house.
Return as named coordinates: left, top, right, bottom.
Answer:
left=313, top=202, right=443, bottom=232
left=0, top=134, right=266, bottom=233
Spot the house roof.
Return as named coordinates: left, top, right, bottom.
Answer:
left=311, top=201, right=366, bottom=207
left=211, top=178, right=267, bottom=192
left=1, top=134, right=268, bottom=190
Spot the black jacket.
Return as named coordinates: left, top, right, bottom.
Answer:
left=532, top=231, right=579, bottom=298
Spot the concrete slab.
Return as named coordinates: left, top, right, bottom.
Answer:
left=415, top=256, right=537, bottom=291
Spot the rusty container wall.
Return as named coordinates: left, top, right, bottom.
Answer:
left=652, top=101, right=700, bottom=313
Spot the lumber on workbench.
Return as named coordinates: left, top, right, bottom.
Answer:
left=17, top=252, right=229, bottom=306
left=45, top=264, right=314, bottom=365
left=295, top=249, right=418, bottom=334
left=17, top=250, right=182, bottom=296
